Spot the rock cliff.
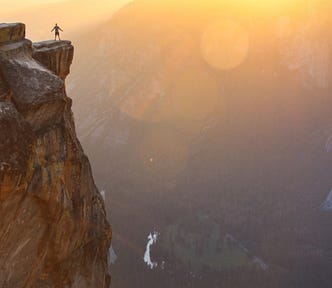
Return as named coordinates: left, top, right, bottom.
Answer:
left=0, top=23, right=111, bottom=288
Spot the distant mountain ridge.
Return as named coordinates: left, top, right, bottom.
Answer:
left=66, top=1, right=332, bottom=287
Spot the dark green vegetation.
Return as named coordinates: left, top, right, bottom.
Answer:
left=161, top=214, right=264, bottom=272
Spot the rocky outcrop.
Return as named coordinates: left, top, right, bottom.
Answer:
left=0, top=23, right=25, bottom=43
left=33, top=41, right=74, bottom=80
left=0, top=23, right=111, bottom=288
left=0, top=38, right=65, bottom=131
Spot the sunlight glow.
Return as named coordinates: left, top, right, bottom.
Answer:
left=171, top=69, right=219, bottom=120
left=201, top=20, right=249, bottom=71
left=234, top=0, right=302, bottom=10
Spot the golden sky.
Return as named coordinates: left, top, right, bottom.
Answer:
left=1, top=0, right=329, bottom=41
left=0, top=0, right=320, bottom=14
left=0, top=0, right=131, bottom=40
left=0, top=0, right=64, bottom=13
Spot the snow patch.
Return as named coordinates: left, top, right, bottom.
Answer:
left=320, top=189, right=332, bottom=211
left=143, top=231, right=159, bottom=269
left=109, top=245, right=117, bottom=264
left=253, top=257, right=269, bottom=271
left=100, top=190, right=106, bottom=200
left=325, top=134, right=332, bottom=153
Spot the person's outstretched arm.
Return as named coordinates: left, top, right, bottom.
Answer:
left=51, top=27, right=55, bottom=32
left=59, top=27, right=63, bottom=31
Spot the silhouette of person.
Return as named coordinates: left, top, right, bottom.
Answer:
left=51, top=23, right=63, bottom=41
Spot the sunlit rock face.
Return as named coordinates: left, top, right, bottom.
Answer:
left=0, top=23, right=111, bottom=288
left=0, top=23, right=25, bottom=42
left=33, top=40, right=74, bottom=80
left=281, top=23, right=330, bottom=89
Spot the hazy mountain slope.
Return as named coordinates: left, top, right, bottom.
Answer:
left=67, top=1, right=332, bottom=287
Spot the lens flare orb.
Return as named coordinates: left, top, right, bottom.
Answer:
left=201, top=19, right=249, bottom=70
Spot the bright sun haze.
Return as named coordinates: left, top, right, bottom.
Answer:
left=0, top=0, right=64, bottom=13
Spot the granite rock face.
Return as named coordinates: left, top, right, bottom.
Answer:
left=0, top=23, right=111, bottom=288
left=33, top=40, right=74, bottom=80
left=0, top=23, right=25, bottom=43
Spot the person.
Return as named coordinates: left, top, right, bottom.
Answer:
left=51, top=23, right=63, bottom=41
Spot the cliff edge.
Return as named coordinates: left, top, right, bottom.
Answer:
left=0, top=23, right=111, bottom=288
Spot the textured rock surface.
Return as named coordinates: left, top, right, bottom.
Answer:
left=33, top=40, right=74, bottom=80
left=0, top=23, right=111, bottom=288
left=0, top=23, right=25, bottom=43
left=0, top=39, right=66, bottom=131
